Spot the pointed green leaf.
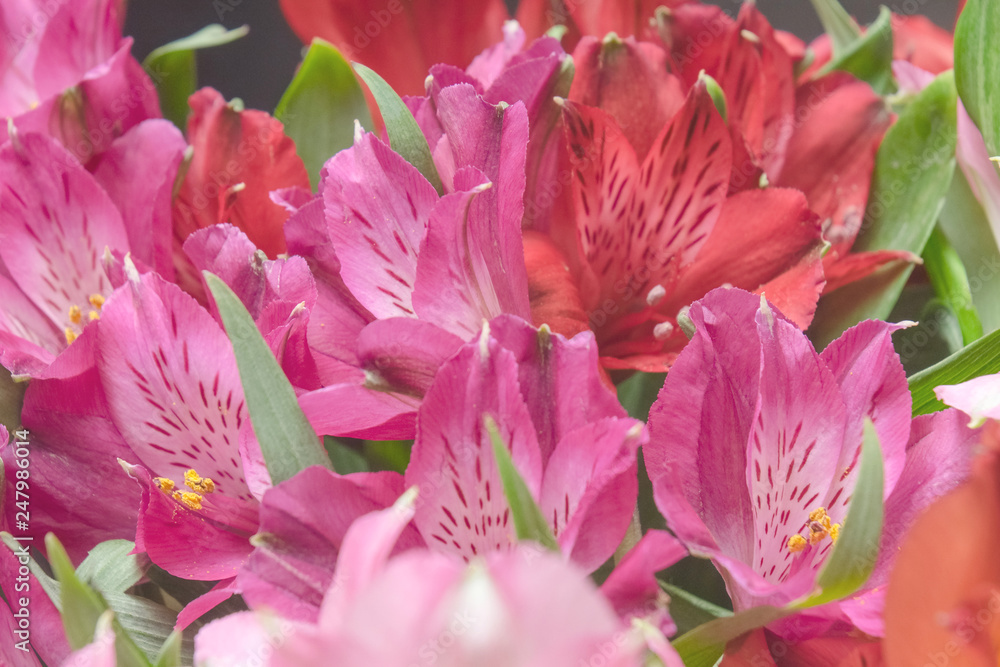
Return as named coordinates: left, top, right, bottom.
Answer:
left=75, top=539, right=145, bottom=596
left=353, top=63, right=443, bottom=194
left=485, top=416, right=559, bottom=552
left=908, top=325, right=1000, bottom=415
left=923, top=227, right=984, bottom=346
left=810, top=70, right=958, bottom=348
left=205, top=272, right=333, bottom=484
left=816, top=6, right=894, bottom=95
left=808, top=0, right=862, bottom=54
left=797, top=419, right=884, bottom=608
left=103, top=591, right=192, bottom=664
left=142, top=25, right=249, bottom=128
left=938, top=166, right=1000, bottom=334
left=275, top=39, right=373, bottom=189
left=154, top=632, right=183, bottom=667
left=672, top=605, right=790, bottom=667
left=46, top=534, right=152, bottom=667
left=955, top=0, right=1000, bottom=157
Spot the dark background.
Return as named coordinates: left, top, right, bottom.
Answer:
left=124, top=0, right=959, bottom=113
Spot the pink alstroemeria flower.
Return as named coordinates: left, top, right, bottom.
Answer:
left=0, top=0, right=161, bottom=165
left=0, top=125, right=185, bottom=378
left=645, top=287, right=978, bottom=638
left=296, top=85, right=533, bottom=439
left=405, top=315, right=647, bottom=573
left=194, top=490, right=684, bottom=667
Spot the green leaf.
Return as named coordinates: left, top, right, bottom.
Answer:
left=908, top=325, right=1000, bottom=415
left=485, top=415, right=559, bottom=552
left=103, top=591, right=192, bottom=664
left=142, top=25, right=249, bottom=128
left=672, top=605, right=790, bottom=667
left=816, top=6, right=894, bottom=95
left=923, top=227, right=984, bottom=346
left=808, top=0, right=862, bottom=54
left=955, top=0, right=1000, bottom=157
left=46, top=534, right=151, bottom=667
left=353, top=63, right=443, bottom=194
left=324, top=436, right=370, bottom=474
left=154, top=632, right=183, bottom=667
left=809, top=70, right=958, bottom=348
left=205, top=272, right=333, bottom=484
left=797, top=419, right=884, bottom=608
left=937, top=153, right=1000, bottom=334
left=275, top=39, right=372, bottom=189
left=76, top=539, right=145, bottom=596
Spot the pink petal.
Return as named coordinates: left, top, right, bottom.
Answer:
left=175, top=577, right=239, bottom=630
left=322, top=130, right=437, bottom=319
left=4, top=353, right=140, bottom=562
left=0, top=132, right=127, bottom=348
left=745, top=298, right=847, bottom=605
left=0, top=537, right=70, bottom=666
left=842, top=409, right=978, bottom=636
left=429, top=84, right=532, bottom=319
left=31, top=0, right=120, bottom=100
left=298, top=379, right=420, bottom=440
left=97, top=271, right=256, bottom=502
left=540, top=418, right=645, bottom=571
left=600, top=529, right=687, bottom=635
left=128, top=462, right=257, bottom=580
left=936, top=373, right=1000, bottom=427
left=412, top=170, right=518, bottom=337
left=356, top=318, right=464, bottom=396
left=489, top=314, right=623, bottom=463
left=405, top=328, right=543, bottom=562
left=820, top=320, right=913, bottom=495
left=91, top=119, right=186, bottom=280
left=238, top=467, right=422, bottom=623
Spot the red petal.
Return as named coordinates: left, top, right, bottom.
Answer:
left=663, top=187, right=824, bottom=329
left=277, top=0, right=508, bottom=98
left=172, top=88, right=310, bottom=259
left=892, top=14, right=954, bottom=75
left=569, top=35, right=684, bottom=161
left=776, top=74, right=892, bottom=256
left=822, top=249, right=919, bottom=295
left=524, top=230, right=590, bottom=340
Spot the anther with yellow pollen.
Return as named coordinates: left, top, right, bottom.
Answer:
left=153, top=469, right=217, bottom=511
left=787, top=507, right=841, bottom=553
left=63, top=293, right=108, bottom=345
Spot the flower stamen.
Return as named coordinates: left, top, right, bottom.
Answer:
left=787, top=507, right=841, bottom=552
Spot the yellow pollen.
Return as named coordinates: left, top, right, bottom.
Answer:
left=64, top=328, right=77, bottom=345
left=88, top=310, right=100, bottom=321
left=172, top=491, right=203, bottom=510
left=184, top=469, right=216, bottom=494
left=68, top=305, right=82, bottom=325
left=154, top=477, right=175, bottom=493
left=88, top=294, right=105, bottom=310
left=787, top=535, right=807, bottom=553
left=788, top=507, right=842, bottom=552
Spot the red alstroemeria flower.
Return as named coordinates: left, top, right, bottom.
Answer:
left=172, top=87, right=311, bottom=295
left=276, top=0, right=563, bottom=98
left=531, top=66, right=825, bottom=371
